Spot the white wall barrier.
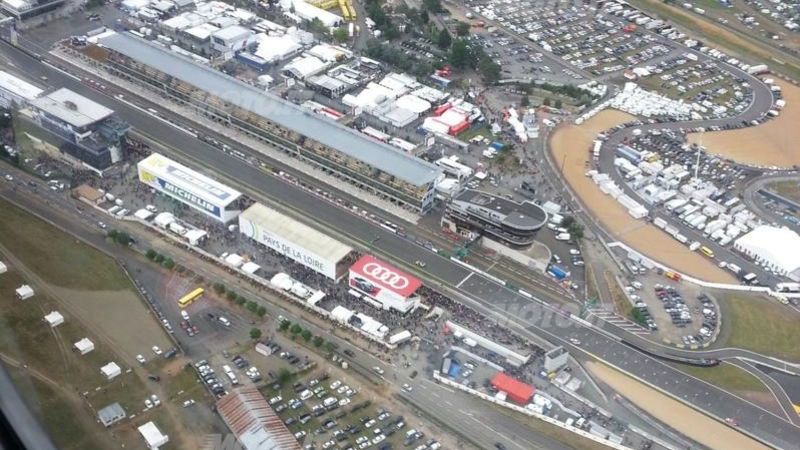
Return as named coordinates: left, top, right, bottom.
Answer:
left=432, top=371, right=633, bottom=450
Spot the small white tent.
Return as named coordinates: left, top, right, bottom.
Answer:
left=74, top=338, right=95, bottom=355
left=15, top=284, right=34, bottom=300
left=100, top=362, right=122, bottom=380
left=44, top=311, right=64, bottom=328
left=0, top=261, right=7, bottom=274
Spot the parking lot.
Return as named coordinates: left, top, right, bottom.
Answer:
left=463, top=0, right=684, bottom=77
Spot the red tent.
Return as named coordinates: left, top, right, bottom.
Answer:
left=491, top=373, right=535, bottom=404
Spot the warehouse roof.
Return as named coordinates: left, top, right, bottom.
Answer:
left=31, top=88, right=114, bottom=128
left=0, top=70, right=43, bottom=101
left=239, top=203, right=353, bottom=262
left=138, top=153, right=242, bottom=206
left=98, top=32, right=441, bottom=186
left=217, top=386, right=301, bottom=450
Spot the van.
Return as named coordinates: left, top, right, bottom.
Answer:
left=300, top=389, right=313, bottom=401
left=699, top=246, right=715, bottom=258
left=555, top=233, right=571, bottom=241
left=218, top=316, right=231, bottom=327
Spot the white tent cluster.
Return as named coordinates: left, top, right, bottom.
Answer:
left=586, top=170, right=648, bottom=219
left=608, top=83, right=694, bottom=119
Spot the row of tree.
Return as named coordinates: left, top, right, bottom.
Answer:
left=145, top=248, right=176, bottom=269
left=279, top=319, right=336, bottom=353
left=212, top=282, right=268, bottom=317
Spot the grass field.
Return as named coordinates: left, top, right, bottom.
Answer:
left=0, top=197, right=129, bottom=290
left=676, top=362, right=769, bottom=394
left=722, top=294, right=800, bottom=360
left=766, top=181, right=800, bottom=205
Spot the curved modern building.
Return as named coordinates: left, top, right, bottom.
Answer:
left=443, top=189, right=548, bottom=246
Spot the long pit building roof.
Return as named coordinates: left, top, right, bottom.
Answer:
left=98, top=32, right=442, bottom=186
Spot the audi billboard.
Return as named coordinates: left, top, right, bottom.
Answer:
left=348, top=255, right=422, bottom=313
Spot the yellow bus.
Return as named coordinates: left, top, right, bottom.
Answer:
left=178, top=288, right=204, bottom=308
left=700, top=246, right=715, bottom=258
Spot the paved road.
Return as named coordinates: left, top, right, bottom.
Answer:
left=3, top=41, right=800, bottom=448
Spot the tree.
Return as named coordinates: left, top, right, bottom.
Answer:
left=226, top=290, right=238, bottom=302
left=477, top=55, right=500, bottom=83
left=154, top=254, right=165, bottom=264
left=561, top=216, right=575, bottom=228
left=114, top=231, right=131, bottom=246
left=277, top=368, right=292, bottom=384
left=107, top=229, right=119, bottom=240
left=449, top=39, right=469, bottom=68
left=279, top=320, right=291, bottom=331
left=456, top=21, right=470, bottom=37
left=146, top=249, right=157, bottom=260
left=554, top=99, right=563, bottom=109
left=332, top=27, right=349, bottom=43
left=162, top=258, right=175, bottom=270
left=250, top=328, right=262, bottom=340
left=324, top=341, right=335, bottom=353
left=307, top=17, right=329, bottom=35
left=290, top=323, right=302, bottom=335
left=543, top=97, right=552, bottom=106
left=520, top=95, right=530, bottom=107
left=213, top=283, right=226, bottom=294
left=247, top=300, right=258, bottom=312
left=312, top=336, right=324, bottom=347
left=420, top=9, right=429, bottom=24
left=257, top=306, right=267, bottom=317
left=236, top=296, right=247, bottom=306
left=301, top=329, right=312, bottom=342
left=422, top=0, right=441, bottom=13
left=437, top=29, right=452, bottom=49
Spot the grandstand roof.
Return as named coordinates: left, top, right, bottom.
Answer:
left=98, top=32, right=441, bottom=186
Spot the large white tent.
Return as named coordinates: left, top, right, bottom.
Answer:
left=734, top=225, right=800, bottom=280
left=101, top=362, right=122, bottom=380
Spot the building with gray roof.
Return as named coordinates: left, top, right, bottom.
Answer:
left=95, top=32, right=442, bottom=212
left=444, top=189, right=548, bottom=246
left=97, top=402, right=126, bottom=427
left=29, top=88, right=129, bottom=173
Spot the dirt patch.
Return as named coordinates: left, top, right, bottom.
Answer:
left=688, top=80, right=800, bottom=167
left=550, top=111, right=734, bottom=282
left=48, top=286, right=172, bottom=363
left=587, top=361, right=769, bottom=450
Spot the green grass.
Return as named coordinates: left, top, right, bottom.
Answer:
left=766, top=181, right=800, bottom=205
left=457, top=123, right=494, bottom=143
left=7, top=366, right=107, bottom=450
left=723, top=294, right=800, bottom=360
left=676, top=362, right=769, bottom=394
left=0, top=197, right=130, bottom=290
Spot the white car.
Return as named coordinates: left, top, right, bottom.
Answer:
left=337, top=385, right=349, bottom=394
left=144, top=399, right=153, bottom=409
left=338, top=398, right=351, bottom=407
left=372, top=366, right=385, bottom=375
left=151, top=346, right=162, bottom=355
left=150, top=394, right=161, bottom=406
left=136, top=354, right=146, bottom=364
left=568, top=338, right=581, bottom=346
left=402, top=384, right=413, bottom=392
left=330, top=380, right=341, bottom=390
left=182, top=399, right=195, bottom=407
left=569, top=249, right=581, bottom=256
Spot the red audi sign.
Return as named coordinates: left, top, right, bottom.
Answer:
left=349, top=255, right=422, bottom=299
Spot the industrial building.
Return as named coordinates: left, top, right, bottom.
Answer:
left=0, top=0, right=64, bottom=20
left=443, top=190, right=548, bottom=246
left=94, top=32, right=442, bottom=213
left=734, top=225, right=800, bottom=280
left=29, top=88, right=129, bottom=173
left=137, top=153, right=243, bottom=223
left=238, top=202, right=354, bottom=281
left=0, top=70, right=43, bottom=108
left=216, top=386, right=301, bottom=450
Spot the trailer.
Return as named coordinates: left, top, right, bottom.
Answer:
left=653, top=217, right=668, bottom=229
left=616, top=145, right=643, bottom=164
left=665, top=198, right=688, bottom=212
left=388, top=330, right=412, bottom=345
left=548, top=265, right=570, bottom=280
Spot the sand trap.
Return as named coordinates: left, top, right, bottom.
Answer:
left=587, top=362, right=768, bottom=450
left=550, top=111, right=734, bottom=283
left=688, top=79, right=800, bottom=167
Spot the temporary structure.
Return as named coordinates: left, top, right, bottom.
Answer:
left=100, top=362, right=122, bottom=380
left=44, top=311, right=64, bottom=328
left=15, top=284, right=34, bottom=300
left=74, top=338, right=95, bottom=355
